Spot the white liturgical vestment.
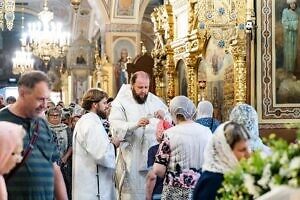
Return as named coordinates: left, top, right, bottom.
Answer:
left=72, top=112, right=116, bottom=200
left=109, top=84, right=171, bottom=200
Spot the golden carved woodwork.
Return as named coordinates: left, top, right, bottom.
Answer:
left=185, top=55, right=198, bottom=103
left=165, top=44, right=176, bottom=103
left=151, top=0, right=248, bottom=109
left=92, top=42, right=113, bottom=97
left=151, top=2, right=174, bottom=102
left=223, top=64, right=234, bottom=121
left=231, top=38, right=247, bottom=104
left=94, top=42, right=102, bottom=86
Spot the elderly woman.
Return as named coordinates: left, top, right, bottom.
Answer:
left=193, top=121, right=251, bottom=200
left=230, top=103, right=271, bottom=155
left=46, top=107, right=73, bottom=199
left=0, top=122, right=25, bottom=200
left=195, top=100, right=220, bottom=133
left=153, top=96, right=212, bottom=200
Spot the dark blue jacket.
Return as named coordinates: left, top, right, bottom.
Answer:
left=193, top=171, right=224, bottom=200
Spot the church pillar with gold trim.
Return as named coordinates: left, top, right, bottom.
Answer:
left=185, top=55, right=198, bottom=103
left=232, top=1, right=248, bottom=104
left=153, top=63, right=164, bottom=98
left=232, top=39, right=247, bottom=104
left=93, top=42, right=102, bottom=88
left=165, top=47, right=175, bottom=104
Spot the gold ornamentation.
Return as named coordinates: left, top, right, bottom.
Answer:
left=151, top=0, right=248, bottom=106
left=188, top=0, right=197, bottom=32
left=94, top=41, right=102, bottom=87
left=166, top=51, right=175, bottom=103
left=0, top=0, right=15, bottom=31
left=185, top=55, right=198, bottom=103
left=70, top=0, right=81, bottom=13
left=193, top=0, right=247, bottom=104
left=231, top=37, right=247, bottom=104
left=151, top=1, right=174, bottom=102
left=22, top=0, right=70, bottom=67
left=93, top=41, right=110, bottom=91
left=223, top=64, right=234, bottom=121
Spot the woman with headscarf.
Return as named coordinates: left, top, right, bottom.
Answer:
left=193, top=121, right=251, bottom=200
left=229, top=103, right=271, bottom=155
left=0, top=122, right=25, bottom=200
left=46, top=107, right=73, bottom=200
left=146, top=120, right=173, bottom=200
left=153, top=96, right=212, bottom=200
left=195, top=100, right=220, bottom=133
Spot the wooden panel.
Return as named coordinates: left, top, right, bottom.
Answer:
left=260, top=128, right=297, bottom=143
left=127, top=54, right=155, bottom=94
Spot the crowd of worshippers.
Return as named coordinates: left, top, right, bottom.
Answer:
left=0, top=95, right=16, bottom=109
left=0, top=70, right=271, bottom=200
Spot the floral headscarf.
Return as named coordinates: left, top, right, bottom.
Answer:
left=229, top=103, right=264, bottom=151
left=202, top=122, right=239, bottom=174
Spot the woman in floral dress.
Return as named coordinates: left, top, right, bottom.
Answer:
left=153, top=96, right=212, bottom=200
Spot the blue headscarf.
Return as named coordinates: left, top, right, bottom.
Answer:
left=229, top=104, right=265, bottom=151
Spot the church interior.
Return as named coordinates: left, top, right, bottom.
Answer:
left=0, top=0, right=300, bottom=199
left=1, top=0, right=298, bottom=141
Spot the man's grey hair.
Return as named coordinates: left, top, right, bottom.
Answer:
left=17, top=70, right=51, bottom=89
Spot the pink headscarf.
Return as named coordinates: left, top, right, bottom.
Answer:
left=0, top=122, right=24, bottom=174
left=0, top=122, right=25, bottom=200
left=156, top=120, right=173, bottom=140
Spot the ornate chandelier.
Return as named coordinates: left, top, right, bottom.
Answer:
left=0, top=0, right=15, bottom=31
left=70, top=0, right=81, bottom=13
left=21, top=0, right=70, bottom=66
left=12, top=48, right=34, bottom=74
left=12, top=5, right=34, bottom=75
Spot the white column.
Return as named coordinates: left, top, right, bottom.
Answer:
left=68, top=75, right=72, bottom=102
left=88, top=75, right=92, bottom=89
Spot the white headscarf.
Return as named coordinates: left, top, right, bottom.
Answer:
left=169, top=96, right=197, bottom=121
left=196, top=100, right=213, bottom=119
left=202, top=122, right=239, bottom=174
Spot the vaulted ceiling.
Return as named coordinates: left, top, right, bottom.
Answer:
left=0, top=0, right=163, bottom=88
left=13, top=0, right=163, bottom=43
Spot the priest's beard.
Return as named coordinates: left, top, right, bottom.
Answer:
left=96, top=108, right=107, bottom=119
left=132, top=89, right=148, bottom=104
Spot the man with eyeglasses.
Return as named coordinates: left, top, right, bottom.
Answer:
left=72, top=88, right=121, bottom=200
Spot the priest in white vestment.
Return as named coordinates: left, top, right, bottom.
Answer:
left=109, top=71, right=171, bottom=200
left=72, top=88, right=121, bottom=200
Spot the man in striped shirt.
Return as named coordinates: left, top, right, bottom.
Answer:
left=0, top=71, right=67, bottom=200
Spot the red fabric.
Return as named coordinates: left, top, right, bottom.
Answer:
left=156, top=120, right=173, bottom=140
